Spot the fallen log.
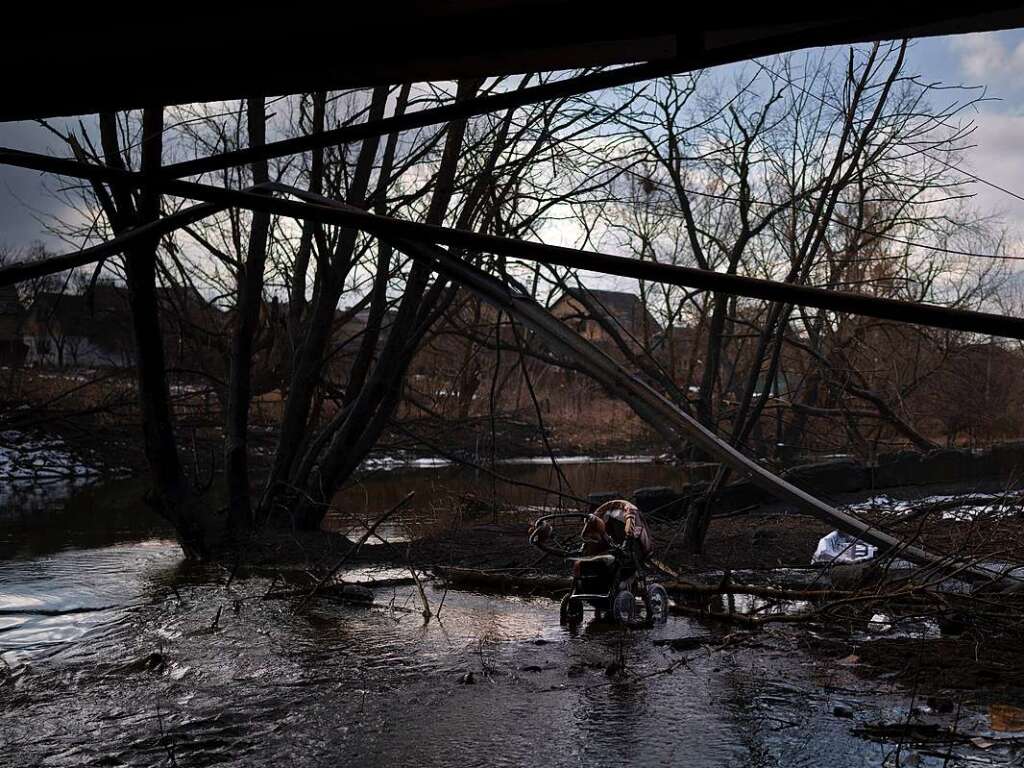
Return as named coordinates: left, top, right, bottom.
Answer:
left=853, top=722, right=969, bottom=745
left=434, top=566, right=571, bottom=595
left=435, top=567, right=843, bottom=603
left=668, top=603, right=808, bottom=627
left=652, top=635, right=717, bottom=651
left=265, top=581, right=402, bottom=602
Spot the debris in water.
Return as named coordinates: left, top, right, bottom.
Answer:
left=926, top=696, right=955, bottom=714
left=989, top=703, right=1024, bottom=732
left=812, top=530, right=877, bottom=565
left=867, top=614, right=892, bottom=633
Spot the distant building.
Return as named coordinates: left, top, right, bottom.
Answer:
left=156, top=284, right=227, bottom=369
left=22, top=282, right=224, bottom=370
left=324, top=305, right=399, bottom=381
left=22, top=287, right=135, bottom=368
left=550, top=288, right=663, bottom=351
left=652, top=323, right=702, bottom=382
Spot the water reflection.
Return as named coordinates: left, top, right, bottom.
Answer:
left=325, top=456, right=689, bottom=538
left=0, top=477, right=170, bottom=560
left=0, top=540, right=179, bottom=665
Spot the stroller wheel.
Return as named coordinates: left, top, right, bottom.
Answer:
left=560, top=594, right=584, bottom=629
left=612, top=590, right=638, bottom=625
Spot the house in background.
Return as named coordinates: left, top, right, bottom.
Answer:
left=550, top=288, right=663, bottom=352
left=21, top=281, right=228, bottom=370
left=22, top=287, right=136, bottom=368
left=0, top=285, right=28, bottom=367
left=651, top=323, right=702, bottom=384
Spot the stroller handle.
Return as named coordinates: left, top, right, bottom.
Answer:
left=529, top=512, right=634, bottom=559
left=528, top=512, right=593, bottom=557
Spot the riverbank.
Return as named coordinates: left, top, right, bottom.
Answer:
left=226, top=477, right=1024, bottom=579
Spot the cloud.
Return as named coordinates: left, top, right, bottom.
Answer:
left=0, top=119, right=81, bottom=251
left=951, top=31, right=1024, bottom=82
left=944, top=110, right=1024, bottom=252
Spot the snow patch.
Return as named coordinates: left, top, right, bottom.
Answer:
left=0, top=431, right=104, bottom=482
left=847, top=491, right=1024, bottom=521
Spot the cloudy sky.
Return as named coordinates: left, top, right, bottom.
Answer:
left=3, top=29, right=1024, bottom=256
left=923, top=30, right=1024, bottom=237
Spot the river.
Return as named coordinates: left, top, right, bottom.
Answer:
left=0, top=460, right=1001, bottom=766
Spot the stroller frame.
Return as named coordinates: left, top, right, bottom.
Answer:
left=529, top=512, right=667, bottom=630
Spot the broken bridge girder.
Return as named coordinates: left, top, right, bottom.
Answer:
left=1, top=148, right=1022, bottom=342
left=408, top=241, right=1018, bottom=585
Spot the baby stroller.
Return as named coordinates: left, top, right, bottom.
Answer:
left=529, top=512, right=669, bottom=630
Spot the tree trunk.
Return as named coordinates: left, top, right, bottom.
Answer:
left=225, top=97, right=270, bottom=531
left=261, top=87, right=390, bottom=519
left=288, top=91, right=325, bottom=351
left=290, top=78, right=482, bottom=529
left=104, top=108, right=207, bottom=557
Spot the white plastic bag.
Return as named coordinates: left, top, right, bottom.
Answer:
left=812, top=530, right=877, bottom=565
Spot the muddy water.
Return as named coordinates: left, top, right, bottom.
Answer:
left=0, top=469, right=997, bottom=767
left=324, top=456, right=693, bottom=540
left=331, top=455, right=687, bottom=512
